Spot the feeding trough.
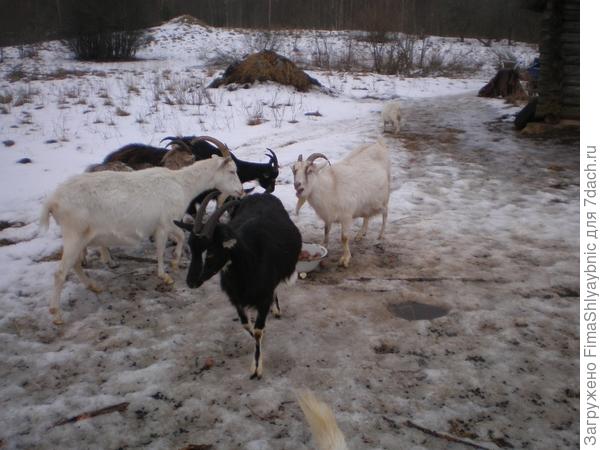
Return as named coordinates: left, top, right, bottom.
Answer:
left=296, top=242, right=327, bottom=278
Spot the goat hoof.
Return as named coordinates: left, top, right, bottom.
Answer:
left=161, top=274, right=174, bottom=285
left=338, top=257, right=350, bottom=268
left=250, top=371, right=262, bottom=380
left=50, top=310, right=64, bottom=326
left=107, top=261, right=120, bottom=269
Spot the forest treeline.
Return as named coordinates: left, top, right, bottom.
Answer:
left=0, top=0, right=542, bottom=47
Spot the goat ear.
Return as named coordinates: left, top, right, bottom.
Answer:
left=173, top=220, right=193, bottom=232
left=222, top=238, right=237, bottom=249
left=216, top=226, right=236, bottom=248
left=218, top=156, right=233, bottom=167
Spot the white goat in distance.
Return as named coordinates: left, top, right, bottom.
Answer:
left=292, top=139, right=390, bottom=267
left=381, top=101, right=403, bottom=134
left=40, top=146, right=243, bottom=325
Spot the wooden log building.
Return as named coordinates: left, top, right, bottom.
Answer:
left=533, top=0, right=580, bottom=121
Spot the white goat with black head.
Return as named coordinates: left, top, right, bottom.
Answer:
left=292, top=139, right=390, bottom=267
left=40, top=145, right=243, bottom=325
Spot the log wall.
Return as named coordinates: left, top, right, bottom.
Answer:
left=536, top=0, right=580, bottom=120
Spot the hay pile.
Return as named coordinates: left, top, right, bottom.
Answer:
left=208, top=50, right=321, bottom=92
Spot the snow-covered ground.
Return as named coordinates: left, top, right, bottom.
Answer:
left=0, top=19, right=577, bottom=450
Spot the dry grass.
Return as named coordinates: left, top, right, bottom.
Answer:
left=13, top=86, right=39, bottom=107
left=244, top=101, right=266, bottom=126
left=6, top=66, right=27, bottom=82
left=0, top=90, right=13, bottom=104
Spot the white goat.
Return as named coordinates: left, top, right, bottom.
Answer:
left=292, top=139, right=390, bottom=267
left=40, top=151, right=243, bottom=325
left=381, top=101, right=403, bottom=134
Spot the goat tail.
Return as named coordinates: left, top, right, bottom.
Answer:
left=39, top=200, right=53, bottom=232
left=296, top=389, right=348, bottom=450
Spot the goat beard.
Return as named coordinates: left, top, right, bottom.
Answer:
left=295, top=197, right=306, bottom=215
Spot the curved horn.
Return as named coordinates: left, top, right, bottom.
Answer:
left=306, top=153, right=331, bottom=165
left=158, top=136, right=181, bottom=145
left=193, top=190, right=221, bottom=234
left=297, top=154, right=303, bottom=162
left=265, top=148, right=278, bottom=167
left=192, top=136, right=231, bottom=159
left=200, top=200, right=240, bottom=239
left=166, top=139, right=193, bottom=152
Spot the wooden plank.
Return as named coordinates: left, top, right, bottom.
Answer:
left=563, top=86, right=580, bottom=96
left=561, top=54, right=580, bottom=64
left=563, top=80, right=581, bottom=88
left=561, top=43, right=581, bottom=54
left=562, top=22, right=580, bottom=32
left=560, top=33, right=580, bottom=43
left=562, top=97, right=580, bottom=107
left=563, top=65, right=580, bottom=76
left=561, top=106, right=580, bottom=119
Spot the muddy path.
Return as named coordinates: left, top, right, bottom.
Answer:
left=0, top=94, right=579, bottom=450
left=296, top=94, right=580, bottom=449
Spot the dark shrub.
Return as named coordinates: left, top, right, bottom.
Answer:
left=61, top=0, right=149, bottom=61
left=66, top=30, right=146, bottom=61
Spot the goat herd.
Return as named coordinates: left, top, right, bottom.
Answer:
left=41, top=103, right=398, bottom=385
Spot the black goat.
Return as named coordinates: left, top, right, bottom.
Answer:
left=161, top=136, right=280, bottom=194
left=102, top=143, right=168, bottom=170
left=175, top=192, right=302, bottom=379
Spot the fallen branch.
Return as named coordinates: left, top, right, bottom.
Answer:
left=245, top=405, right=280, bottom=422
left=405, top=420, right=492, bottom=450
left=246, top=405, right=269, bottom=421
left=51, top=402, right=129, bottom=428
left=117, top=255, right=157, bottom=264
left=347, top=276, right=507, bottom=284
left=179, top=445, right=213, bottom=450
